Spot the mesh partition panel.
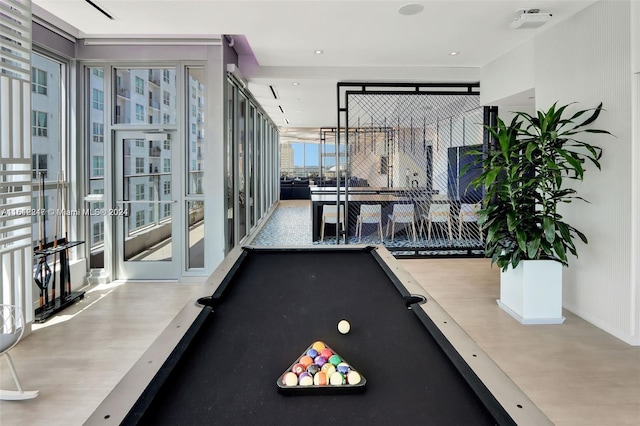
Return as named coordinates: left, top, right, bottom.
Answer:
left=336, top=84, right=486, bottom=255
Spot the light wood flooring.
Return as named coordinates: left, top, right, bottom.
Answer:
left=1, top=202, right=639, bottom=425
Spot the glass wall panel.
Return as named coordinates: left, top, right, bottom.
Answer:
left=256, top=113, right=263, bottom=216
left=114, top=68, right=176, bottom=125
left=225, top=83, right=235, bottom=253
left=122, top=134, right=173, bottom=262
left=187, top=68, right=205, bottom=195
left=187, top=201, right=204, bottom=268
left=237, top=94, right=247, bottom=239
left=281, top=142, right=319, bottom=178
left=87, top=67, right=105, bottom=268
left=248, top=105, right=255, bottom=229
left=31, top=52, right=63, bottom=250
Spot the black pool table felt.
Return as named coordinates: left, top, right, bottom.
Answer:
left=129, top=249, right=506, bottom=425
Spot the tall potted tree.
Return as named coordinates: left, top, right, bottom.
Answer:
left=466, top=102, right=611, bottom=324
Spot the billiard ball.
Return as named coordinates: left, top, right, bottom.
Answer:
left=291, top=363, right=306, bottom=375
left=306, top=348, right=319, bottom=358
left=346, top=371, right=361, bottom=385
left=299, top=355, right=314, bottom=367
left=338, top=319, right=350, bottom=334
left=336, top=362, right=350, bottom=374
left=313, top=371, right=327, bottom=386
left=314, top=355, right=327, bottom=367
left=306, top=364, right=320, bottom=376
left=283, top=372, right=298, bottom=386
left=299, top=375, right=313, bottom=386
left=320, top=348, right=333, bottom=359
left=321, top=363, right=336, bottom=378
left=329, top=371, right=345, bottom=385
left=328, top=354, right=342, bottom=366
left=312, top=341, right=326, bottom=352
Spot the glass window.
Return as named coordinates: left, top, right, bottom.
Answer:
left=163, top=158, right=171, bottom=173
left=135, top=76, right=144, bottom=94
left=32, top=154, right=48, bottom=179
left=88, top=66, right=105, bottom=269
left=237, top=94, right=247, bottom=239
left=92, top=88, right=104, bottom=110
left=135, top=210, right=145, bottom=227
left=31, top=67, right=47, bottom=95
left=135, top=184, right=145, bottom=200
left=31, top=52, right=65, bottom=250
left=135, top=138, right=145, bottom=147
left=162, top=203, right=171, bottom=218
left=186, top=68, right=206, bottom=194
left=164, top=140, right=171, bottom=150
left=187, top=201, right=204, bottom=268
left=92, top=156, right=104, bottom=177
left=164, top=180, right=171, bottom=194
left=31, top=111, right=48, bottom=137
left=135, top=157, right=144, bottom=173
left=92, top=122, right=104, bottom=143
left=226, top=83, right=235, bottom=252
left=92, top=222, right=104, bottom=244
left=115, top=68, right=175, bottom=125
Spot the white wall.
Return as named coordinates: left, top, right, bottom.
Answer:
left=480, top=39, right=535, bottom=107
left=481, top=0, right=638, bottom=345
left=631, top=0, right=640, bottom=344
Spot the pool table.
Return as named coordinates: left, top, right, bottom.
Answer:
left=87, top=246, right=550, bottom=426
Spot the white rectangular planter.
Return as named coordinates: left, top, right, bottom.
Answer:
left=497, top=259, right=565, bottom=324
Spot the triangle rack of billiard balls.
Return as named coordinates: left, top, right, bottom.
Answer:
left=277, top=341, right=367, bottom=395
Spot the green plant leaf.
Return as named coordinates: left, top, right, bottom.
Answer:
left=553, top=239, right=567, bottom=262
left=507, top=211, right=517, bottom=231
left=543, top=217, right=555, bottom=243
left=485, top=167, right=501, bottom=188
left=526, top=237, right=541, bottom=259
left=516, top=229, right=527, bottom=253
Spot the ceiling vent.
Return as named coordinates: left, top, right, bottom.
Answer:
left=84, top=0, right=115, bottom=20
left=509, top=9, right=552, bottom=29
left=269, top=85, right=279, bottom=100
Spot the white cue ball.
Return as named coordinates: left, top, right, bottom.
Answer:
left=338, top=319, right=351, bottom=334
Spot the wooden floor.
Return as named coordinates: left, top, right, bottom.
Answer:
left=1, top=202, right=639, bottom=425
left=401, top=258, right=640, bottom=426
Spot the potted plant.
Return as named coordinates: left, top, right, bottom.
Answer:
left=465, top=102, right=611, bottom=323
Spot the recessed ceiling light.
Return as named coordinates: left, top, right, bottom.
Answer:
left=292, top=82, right=300, bottom=86
left=449, top=51, right=459, bottom=56
left=398, top=3, right=424, bottom=16
left=314, top=49, right=324, bottom=55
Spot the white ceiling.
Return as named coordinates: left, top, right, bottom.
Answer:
left=33, top=0, right=597, bottom=138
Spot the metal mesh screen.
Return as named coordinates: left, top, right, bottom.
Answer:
left=337, top=88, right=485, bottom=254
